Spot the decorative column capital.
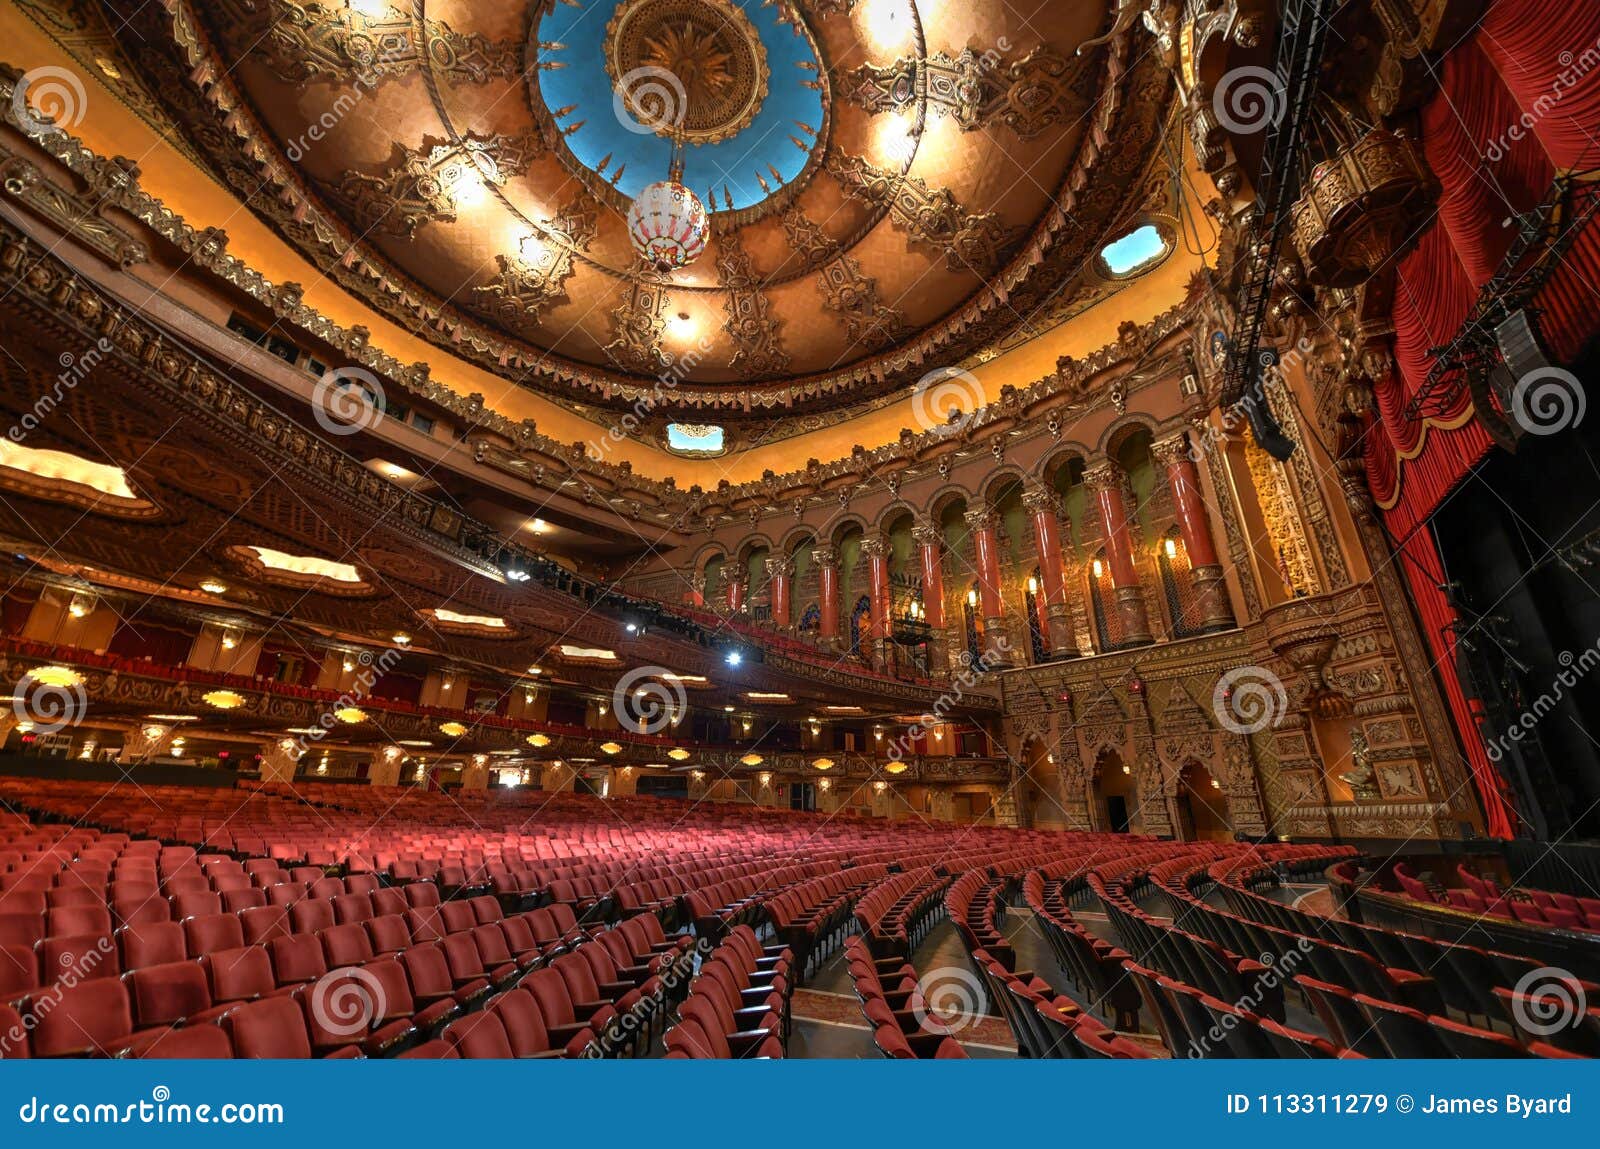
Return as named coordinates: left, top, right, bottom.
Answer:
left=1082, top=460, right=1122, bottom=492
left=860, top=534, right=891, bottom=559
left=962, top=506, right=996, bottom=533
left=810, top=545, right=838, bottom=568
left=1149, top=433, right=1193, bottom=468
left=911, top=523, right=942, bottom=548
left=764, top=555, right=794, bottom=578
left=1020, top=483, right=1061, bottom=517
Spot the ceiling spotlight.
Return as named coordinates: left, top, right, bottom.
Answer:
left=392, top=632, right=412, bottom=646
left=200, top=579, right=228, bottom=595
left=725, top=650, right=743, bottom=667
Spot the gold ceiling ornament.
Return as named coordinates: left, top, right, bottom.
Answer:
left=526, top=733, right=552, bottom=748
left=202, top=690, right=247, bottom=710
left=826, top=152, right=1014, bottom=274
left=438, top=721, right=469, bottom=737
left=605, top=0, right=770, bottom=145
left=668, top=748, right=692, bottom=761
left=842, top=44, right=1093, bottom=140
left=716, top=230, right=790, bottom=377
left=472, top=194, right=599, bottom=330
left=331, top=132, right=544, bottom=240
left=226, top=0, right=522, bottom=89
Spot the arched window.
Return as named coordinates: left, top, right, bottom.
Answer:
left=848, top=594, right=872, bottom=659
left=1156, top=527, right=1202, bottom=639
left=1024, top=568, right=1047, bottom=663
left=1088, top=551, right=1127, bottom=652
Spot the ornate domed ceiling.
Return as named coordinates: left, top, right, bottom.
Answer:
left=108, top=0, right=1175, bottom=431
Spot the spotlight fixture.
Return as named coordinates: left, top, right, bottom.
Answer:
left=725, top=650, right=743, bottom=667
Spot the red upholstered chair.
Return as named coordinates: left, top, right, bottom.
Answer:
left=30, top=978, right=134, bottom=1057
left=223, top=996, right=312, bottom=1059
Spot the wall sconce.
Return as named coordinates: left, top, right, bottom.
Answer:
left=527, top=733, right=551, bottom=748
left=966, top=588, right=978, bottom=607
left=811, top=757, right=834, bottom=771
left=739, top=753, right=764, bottom=766
left=873, top=780, right=888, bottom=793
left=1026, top=576, right=1038, bottom=595
left=392, top=632, right=412, bottom=646
left=1092, top=558, right=1104, bottom=579
left=757, top=772, right=772, bottom=787
left=1164, top=537, right=1178, bottom=559
left=599, top=741, right=622, bottom=755
left=690, top=770, right=705, bottom=781
left=1121, top=763, right=1132, bottom=775
left=219, top=628, right=239, bottom=651
left=200, top=579, right=228, bottom=595
left=668, top=748, right=691, bottom=761
left=67, top=593, right=94, bottom=619
left=933, top=729, right=944, bottom=742
left=818, top=779, right=831, bottom=792
left=597, top=703, right=608, bottom=717
left=383, top=746, right=401, bottom=761
left=472, top=753, right=489, bottom=768
left=342, top=656, right=356, bottom=673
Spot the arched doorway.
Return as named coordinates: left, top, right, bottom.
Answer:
left=1092, top=748, right=1140, bottom=834
left=1173, top=761, right=1233, bottom=841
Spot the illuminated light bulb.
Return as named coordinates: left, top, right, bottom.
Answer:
left=342, top=658, right=355, bottom=673
left=1092, top=559, right=1105, bottom=579
left=449, top=163, right=489, bottom=209
left=392, top=632, right=412, bottom=646
left=1027, top=576, right=1038, bottom=595
left=668, top=748, right=691, bottom=761
left=518, top=233, right=549, bottom=269
left=527, top=733, right=551, bottom=748
left=1122, top=764, right=1132, bottom=775
left=966, top=589, right=977, bottom=607
left=600, top=742, right=622, bottom=755
left=200, top=579, right=228, bottom=595
left=1164, top=538, right=1178, bottom=559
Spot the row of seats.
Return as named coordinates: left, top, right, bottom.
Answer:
left=664, top=927, right=792, bottom=1059
left=843, top=936, right=967, bottom=1059
left=853, top=868, right=952, bottom=959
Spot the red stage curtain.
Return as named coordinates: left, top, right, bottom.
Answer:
left=1395, top=529, right=1518, bottom=838
left=1362, top=7, right=1600, bottom=836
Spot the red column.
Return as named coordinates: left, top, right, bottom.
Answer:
left=766, top=557, right=793, bottom=629
left=727, top=575, right=746, bottom=615
left=963, top=508, right=1014, bottom=665
left=913, top=525, right=945, bottom=629
left=1022, top=484, right=1075, bottom=655
left=1084, top=462, right=1153, bottom=644
left=689, top=574, right=705, bottom=607
left=812, top=546, right=839, bottom=646
left=862, top=536, right=892, bottom=669
left=1153, top=434, right=1235, bottom=631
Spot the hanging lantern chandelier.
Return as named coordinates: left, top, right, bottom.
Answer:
left=626, top=128, right=709, bottom=273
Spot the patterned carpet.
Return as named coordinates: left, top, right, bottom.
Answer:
left=792, top=988, right=1018, bottom=1051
